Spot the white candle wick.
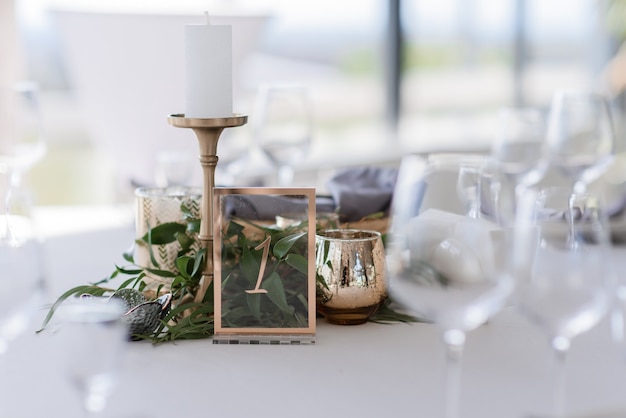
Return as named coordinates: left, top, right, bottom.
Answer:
left=204, top=11, right=210, bottom=25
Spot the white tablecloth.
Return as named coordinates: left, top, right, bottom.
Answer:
left=4, top=206, right=626, bottom=418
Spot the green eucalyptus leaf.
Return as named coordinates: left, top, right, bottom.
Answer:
left=262, top=272, right=291, bottom=314
left=201, top=280, right=214, bottom=305
left=171, top=275, right=185, bottom=289
left=285, top=253, right=308, bottom=275
left=273, top=232, right=306, bottom=259
left=123, top=246, right=135, bottom=263
left=240, top=242, right=260, bottom=286
left=191, top=248, right=206, bottom=277
left=186, top=219, right=201, bottom=234
left=176, top=231, right=194, bottom=252
left=175, top=256, right=194, bottom=279
left=225, top=220, right=245, bottom=238
left=369, top=297, right=423, bottom=324
left=115, top=265, right=143, bottom=275
left=147, top=241, right=159, bottom=267
left=246, top=293, right=262, bottom=319
left=117, top=277, right=140, bottom=290
left=180, top=203, right=193, bottom=218
left=223, top=306, right=253, bottom=324
left=38, top=285, right=111, bottom=332
left=145, top=268, right=177, bottom=278
left=142, top=222, right=187, bottom=245
left=297, top=293, right=309, bottom=311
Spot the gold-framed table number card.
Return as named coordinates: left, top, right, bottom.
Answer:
left=213, top=187, right=317, bottom=344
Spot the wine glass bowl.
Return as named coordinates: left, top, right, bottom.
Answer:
left=455, top=156, right=486, bottom=219
left=0, top=82, right=46, bottom=187
left=58, top=297, right=128, bottom=416
left=389, top=155, right=513, bottom=330
left=546, top=91, right=614, bottom=193
left=386, top=154, right=514, bottom=418
left=491, top=106, right=547, bottom=188
left=512, top=186, right=611, bottom=417
left=253, top=83, right=312, bottom=186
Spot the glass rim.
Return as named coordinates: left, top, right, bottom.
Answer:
left=134, top=186, right=202, bottom=198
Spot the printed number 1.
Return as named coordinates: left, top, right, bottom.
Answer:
left=245, top=236, right=270, bottom=294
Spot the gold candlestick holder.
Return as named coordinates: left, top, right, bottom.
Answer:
left=167, top=113, right=248, bottom=302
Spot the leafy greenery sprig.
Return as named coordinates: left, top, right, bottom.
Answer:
left=219, top=217, right=310, bottom=328
left=40, top=203, right=213, bottom=343
left=40, top=205, right=420, bottom=343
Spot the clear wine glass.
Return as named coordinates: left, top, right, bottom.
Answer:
left=491, top=106, right=548, bottom=191
left=512, top=186, right=611, bottom=417
left=546, top=91, right=614, bottom=193
left=58, top=296, right=128, bottom=417
left=0, top=174, right=45, bottom=354
left=455, top=156, right=486, bottom=219
left=214, top=129, right=250, bottom=186
left=387, top=154, right=515, bottom=418
left=0, top=81, right=46, bottom=190
left=253, top=83, right=312, bottom=186
left=476, top=158, right=521, bottom=227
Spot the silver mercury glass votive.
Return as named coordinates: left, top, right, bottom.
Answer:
left=315, top=229, right=387, bottom=325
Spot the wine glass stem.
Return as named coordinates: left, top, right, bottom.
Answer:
left=566, top=194, right=578, bottom=250
left=443, top=329, right=466, bottom=418
left=552, top=338, right=570, bottom=417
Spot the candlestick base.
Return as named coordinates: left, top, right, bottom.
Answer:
left=167, top=113, right=248, bottom=303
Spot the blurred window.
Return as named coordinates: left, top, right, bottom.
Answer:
left=19, top=0, right=618, bottom=166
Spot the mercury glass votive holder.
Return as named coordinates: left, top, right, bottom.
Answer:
left=134, top=186, right=202, bottom=291
left=315, top=229, right=387, bottom=325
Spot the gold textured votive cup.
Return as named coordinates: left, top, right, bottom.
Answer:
left=134, top=186, right=201, bottom=295
left=315, top=229, right=387, bottom=325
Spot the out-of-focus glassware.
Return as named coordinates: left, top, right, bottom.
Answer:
left=476, top=158, right=519, bottom=227
left=546, top=91, right=614, bottom=193
left=253, top=83, right=312, bottom=186
left=0, top=81, right=46, bottom=190
left=58, top=297, right=128, bottom=417
left=512, top=186, right=611, bottom=417
left=0, top=172, right=45, bottom=354
left=456, top=156, right=487, bottom=218
left=214, top=130, right=251, bottom=186
left=386, top=154, right=514, bottom=418
left=155, top=150, right=195, bottom=188
left=491, top=106, right=547, bottom=190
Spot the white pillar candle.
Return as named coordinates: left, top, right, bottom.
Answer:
left=184, top=17, right=233, bottom=119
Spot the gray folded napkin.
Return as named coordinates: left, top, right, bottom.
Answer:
left=223, top=194, right=335, bottom=221
left=326, top=167, right=398, bottom=222
left=223, top=167, right=398, bottom=222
